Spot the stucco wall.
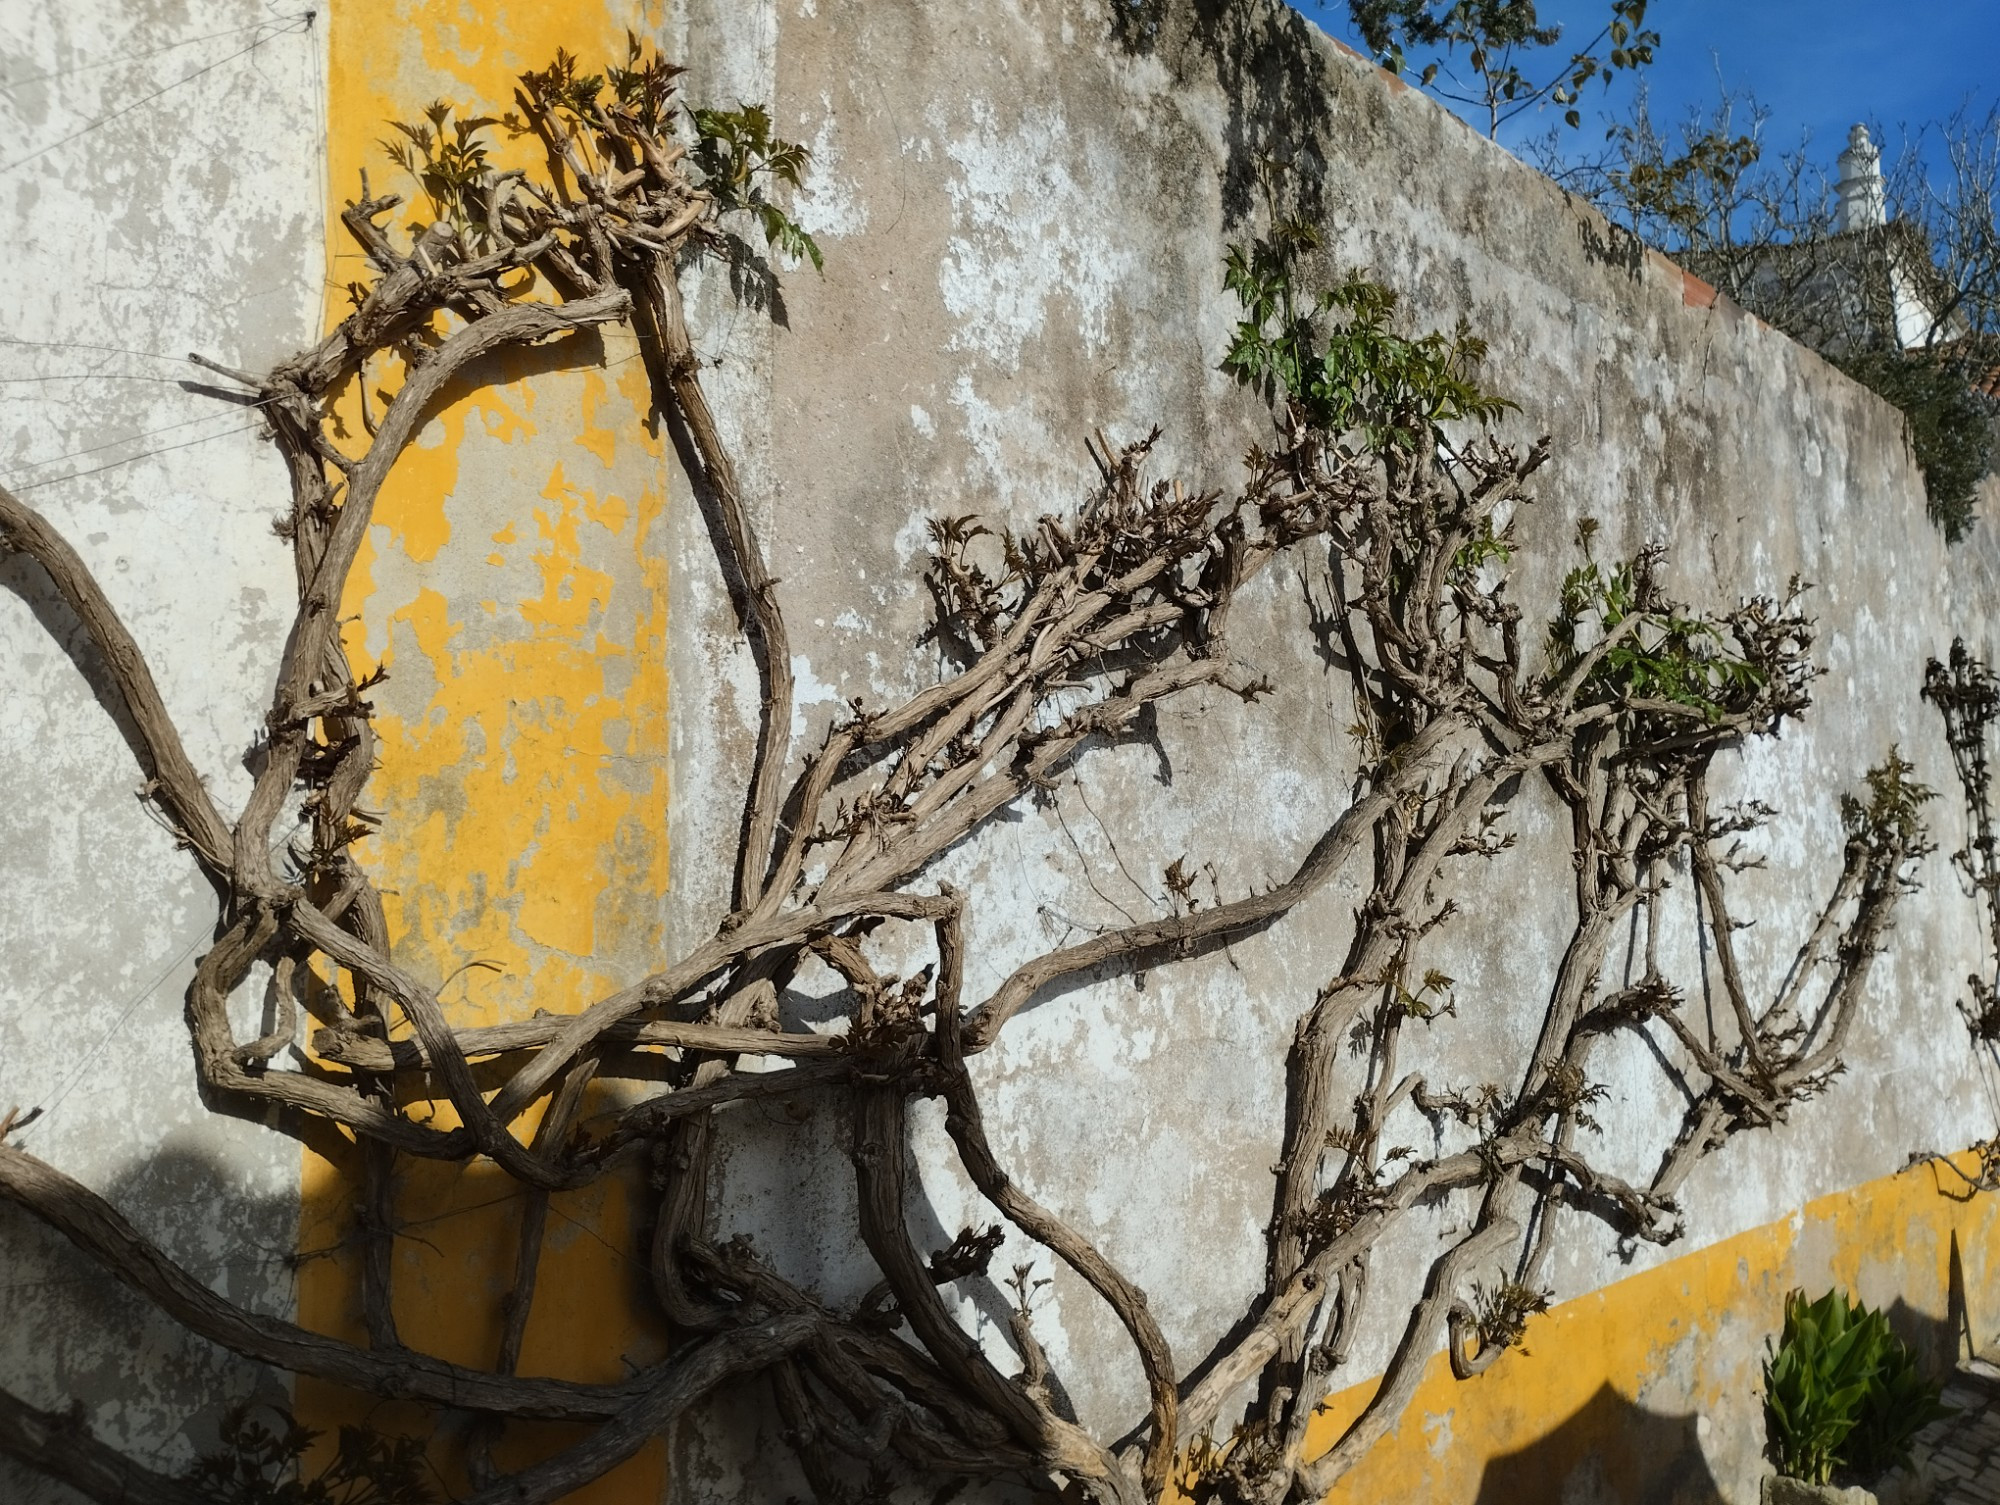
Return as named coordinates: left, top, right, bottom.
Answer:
left=296, top=8, right=681, bottom=1501
left=0, top=2, right=324, bottom=1498
left=674, top=0, right=2000, bottom=1498
left=2, top=1, right=1998, bottom=1503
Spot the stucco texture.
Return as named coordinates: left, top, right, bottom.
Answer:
left=299, top=4, right=678, bottom=1502
left=4, top=0, right=2000, bottom=1503
left=669, top=0, right=2000, bottom=1499
left=0, top=1, right=324, bottom=1498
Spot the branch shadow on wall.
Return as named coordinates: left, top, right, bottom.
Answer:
left=0, top=1138, right=295, bottom=1505
left=1101, top=0, right=1336, bottom=230
left=1470, top=1383, right=1725, bottom=1505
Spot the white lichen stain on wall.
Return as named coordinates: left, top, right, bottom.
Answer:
left=790, top=93, right=867, bottom=241
left=948, top=371, right=1067, bottom=513
left=936, top=99, right=1137, bottom=371
left=788, top=651, right=846, bottom=741
left=892, top=507, right=934, bottom=571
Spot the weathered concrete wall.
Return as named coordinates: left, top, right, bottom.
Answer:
left=670, top=0, right=2000, bottom=1499
left=0, top=2, right=325, bottom=1498
left=4, top=1, right=2000, bottom=1503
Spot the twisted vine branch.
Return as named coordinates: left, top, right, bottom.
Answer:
left=0, top=38, right=1932, bottom=1505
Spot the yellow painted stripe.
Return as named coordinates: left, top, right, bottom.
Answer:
left=306, top=3, right=671, bottom=1498
left=300, top=11, right=1993, bottom=1504
left=1281, top=1150, right=1999, bottom=1501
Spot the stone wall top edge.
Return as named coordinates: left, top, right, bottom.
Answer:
left=1264, top=0, right=1950, bottom=444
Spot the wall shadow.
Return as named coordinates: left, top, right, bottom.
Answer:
left=0, top=1138, right=296, bottom=1505
left=1472, top=1383, right=1725, bottom=1505
left=1467, top=1292, right=1967, bottom=1505
left=1102, top=0, right=1336, bottom=229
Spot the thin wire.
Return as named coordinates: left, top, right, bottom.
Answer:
left=0, top=372, right=207, bottom=386
left=0, top=336, right=190, bottom=363
left=9, top=396, right=279, bottom=477
left=2, top=17, right=312, bottom=176
left=289, top=1178, right=662, bottom=1281
left=0, top=15, right=299, bottom=93
left=310, top=2, right=334, bottom=336
left=0, top=1239, right=293, bottom=1298
left=291, top=1188, right=532, bottom=1265
left=9, top=420, right=266, bottom=491
left=1, top=2, right=317, bottom=1112
left=286, top=1167, right=664, bottom=1279
left=543, top=1188, right=658, bottom=1276
left=29, top=934, right=210, bottom=1125
left=0, top=1276, right=114, bottom=1297
left=17, top=806, right=319, bottom=1133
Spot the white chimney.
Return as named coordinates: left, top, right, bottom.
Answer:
left=1836, top=124, right=1886, bottom=232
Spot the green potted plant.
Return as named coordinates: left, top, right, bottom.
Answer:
left=1762, top=1288, right=1954, bottom=1504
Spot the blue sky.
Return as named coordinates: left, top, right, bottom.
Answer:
left=1284, top=1, right=2000, bottom=175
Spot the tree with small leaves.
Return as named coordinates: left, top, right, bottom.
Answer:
left=1549, top=87, right=2000, bottom=539
left=1347, top=0, right=1657, bottom=137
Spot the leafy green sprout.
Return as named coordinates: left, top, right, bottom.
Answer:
left=1449, top=512, right=1515, bottom=581
left=1221, top=218, right=1515, bottom=451
left=379, top=101, right=503, bottom=246
left=1840, top=748, right=1935, bottom=857
left=514, top=38, right=690, bottom=143
left=382, top=38, right=821, bottom=276
left=1539, top=1059, right=1608, bottom=1131
left=1467, top=1272, right=1552, bottom=1355
left=1393, top=966, right=1457, bottom=1020
left=1545, top=526, right=1769, bottom=721
left=690, top=103, right=823, bottom=273
left=1764, top=1288, right=1953, bottom=1486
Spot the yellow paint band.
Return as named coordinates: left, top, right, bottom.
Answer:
left=306, top=3, right=672, bottom=1499
left=1281, top=1149, right=1998, bottom=1502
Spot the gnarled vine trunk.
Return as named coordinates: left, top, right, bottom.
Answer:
left=0, top=35, right=1930, bottom=1505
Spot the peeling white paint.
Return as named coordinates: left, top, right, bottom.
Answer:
left=936, top=99, right=1138, bottom=371
left=789, top=93, right=867, bottom=240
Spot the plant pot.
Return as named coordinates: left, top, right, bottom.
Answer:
left=1761, top=1475, right=1877, bottom=1505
